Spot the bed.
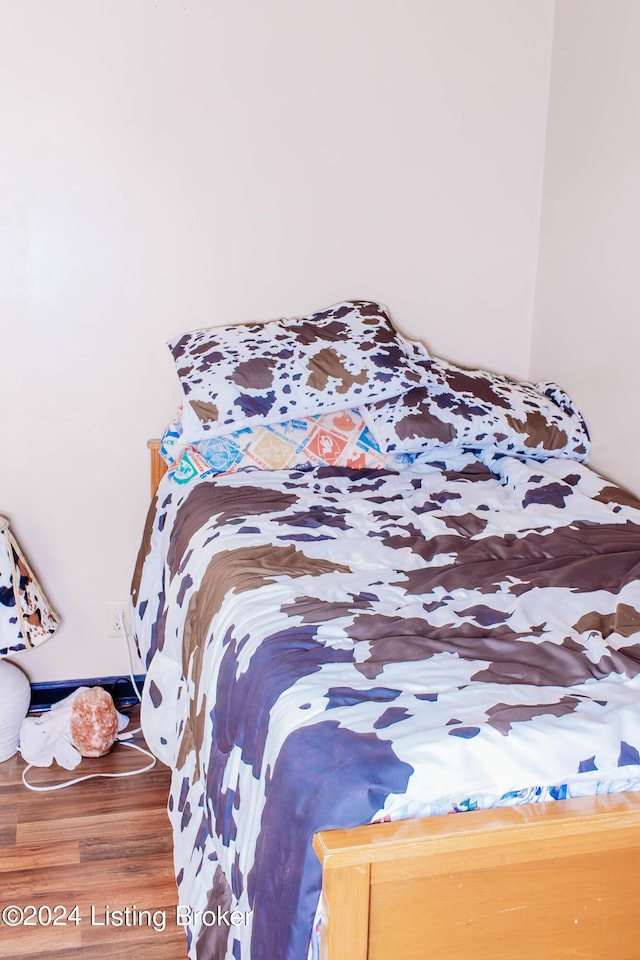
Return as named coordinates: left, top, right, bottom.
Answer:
left=131, top=301, right=640, bottom=960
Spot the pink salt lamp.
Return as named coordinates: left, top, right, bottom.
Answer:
left=69, top=687, right=118, bottom=758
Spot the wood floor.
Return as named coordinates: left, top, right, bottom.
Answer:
left=0, top=707, right=187, bottom=959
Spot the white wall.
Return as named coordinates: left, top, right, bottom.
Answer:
left=531, top=0, right=640, bottom=495
left=0, top=0, right=554, bottom=682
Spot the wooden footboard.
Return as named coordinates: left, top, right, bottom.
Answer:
left=313, top=792, right=640, bottom=959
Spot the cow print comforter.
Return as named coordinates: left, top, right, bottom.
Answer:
left=132, top=451, right=640, bottom=960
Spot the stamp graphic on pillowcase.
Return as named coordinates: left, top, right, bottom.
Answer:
left=305, top=427, right=348, bottom=465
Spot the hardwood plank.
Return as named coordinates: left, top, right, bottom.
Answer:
left=0, top=819, right=17, bottom=846
left=28, top=937, right=187, bottom=960
left=0, top=840, right=79, bottom=872
left=0, top=925, right=187, bottom=959
left=18, top=808, right=173, bottom=845
left=0, top=925, right=83, bottom=957
left=5, top=855, right=176, bottom=899
left=80, top=834, right=174, bottom=862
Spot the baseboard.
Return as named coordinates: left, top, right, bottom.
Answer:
left=28, top=675, right=146, bottom=713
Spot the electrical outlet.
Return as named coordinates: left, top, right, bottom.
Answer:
left=107, top=602, right=130, bottom=639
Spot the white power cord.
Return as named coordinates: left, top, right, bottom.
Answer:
left=21, top=740, right=156, bottom=791
left=118, top=608, right=144, bottom=705
left=21, top=609, right=156, bottom=792
left=114, top=607, right=144, bottom=738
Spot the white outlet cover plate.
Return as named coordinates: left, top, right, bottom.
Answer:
left=107, top=602, right=130, bottom=639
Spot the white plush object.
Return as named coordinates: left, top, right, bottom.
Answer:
left=0, top=660, right=31, bottom=762
left=19, top=687, right=128, bottom=770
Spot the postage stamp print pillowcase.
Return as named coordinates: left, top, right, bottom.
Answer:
left=168, top=301, right=429, bottom=442
left=160, top=408, right=406, bottom=484
left=362, top=356, right=591, bottom=462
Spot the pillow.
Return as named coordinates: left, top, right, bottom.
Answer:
left=168, top=301, right=429, bottom=441
left=161, top=408, right=408, bottom=485
left=361, top=357, right=591, bottom=462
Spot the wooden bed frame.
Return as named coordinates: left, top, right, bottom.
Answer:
left=148, top=439, right=640, bottom=959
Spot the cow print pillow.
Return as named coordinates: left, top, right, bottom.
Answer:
left=168, top=301, right=429, bottom=442
left=361, top=356, right=591, bottom=463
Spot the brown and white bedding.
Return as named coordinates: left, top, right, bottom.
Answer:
left=131, top=301, right=640, bottom=960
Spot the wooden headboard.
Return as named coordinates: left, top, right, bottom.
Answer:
left=147, top=439, right=167, bottom=497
